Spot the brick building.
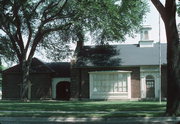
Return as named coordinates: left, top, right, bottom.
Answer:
left=70, top=26, right=167, bottom=100
left=2, top=58, right=71, bottom=100
left=2, top=26, right=167, bottom=100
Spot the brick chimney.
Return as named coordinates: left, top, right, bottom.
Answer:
left=71, top=28, right=84, bottom=64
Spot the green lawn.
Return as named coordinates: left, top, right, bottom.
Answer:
left=0, top=100, right=166, bottom=117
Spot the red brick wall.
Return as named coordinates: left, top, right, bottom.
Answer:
left=70, top=68, right=80, bottom=98
left=30, top=74, right=52, bottom=99
left=2, top=73, right=52, bottom=100
left=2, top=74, right=21, bottom=99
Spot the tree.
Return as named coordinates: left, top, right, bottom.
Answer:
left=151, top=0, right=180, bottom=115
left=0, top=36, right=17, bottom=64
left=0, top=0, right=147, bottom=100
left=177, top=1, right=180, bottom=16
left=40, top=0, right=148, bottom=61
left=0, top=0, right=74, bottom=99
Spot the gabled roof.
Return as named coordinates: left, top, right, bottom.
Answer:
left=3, top=58, right=71, bottom=77
left=75, top=43, right=167, bottom=67
left=46, top=62, right=71, bottom=77
left=3, top=58, right=54, bottom=74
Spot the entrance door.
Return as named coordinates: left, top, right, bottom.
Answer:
left=56, top=81, right=70, bottom=100
left=146, top=75, right=155, bottom=98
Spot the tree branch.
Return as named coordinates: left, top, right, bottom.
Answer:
left=3, top=29, right=22, bottom=61
left=41, top=0, right=68, bottom=25
left=43, top=22, right=72, bottom=34
left=151, top=0, right=166, bottom=21
left=42, top=2, right=58, bottom=21
left=12, top=2, right=24, bottom=52
left=27, top=31, right=43, bottom=62
left=21, top=6, right=32, bottom=54
left=32, top=0, right=45, bottom=14
left=24, top=20, right=32, bottom=53
left=27, top=21, right=72, bottom=62
left=165, top=0, right=176, bottom=19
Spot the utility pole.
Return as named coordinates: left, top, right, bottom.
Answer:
left=0, top=55, right=2, bottom=71
left=159, top=15, right=162, bottom=104
left=0, top=55, right=2, bottom=67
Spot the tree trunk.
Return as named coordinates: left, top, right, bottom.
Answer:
left=20, top=56, right=31, bottom=100
left=164, top=18, right=180, bottom=116
left=151, top=0, right=180, bottom=116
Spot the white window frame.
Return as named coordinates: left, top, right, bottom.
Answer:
left=140, top=66, right=160, bottom=99
left=89, top=71, right=131, bottom=100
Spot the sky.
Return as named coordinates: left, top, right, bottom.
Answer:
left=123, top=0, right=180, bottom=44
left=83, top=1, right=166, bottom=45
left=1, top=0, right=180, bottom=66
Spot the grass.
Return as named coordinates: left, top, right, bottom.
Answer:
left=0, top=100, right=166, bottom=117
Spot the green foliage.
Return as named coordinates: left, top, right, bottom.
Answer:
left=76, top=0, right=148, bottom=43
left=178, top=2, right=180, bottom=16
left=0, top=65, right=6, bottom=71
left=41, top=0, right=148, bottom=60
left=0, top=0, right=148, bottom=62
left=0, top=35, right=17, bottom=63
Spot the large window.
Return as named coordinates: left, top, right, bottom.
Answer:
left=89, top=71, right=131, bottom=99
left=92, top=73, right=128, bottom=93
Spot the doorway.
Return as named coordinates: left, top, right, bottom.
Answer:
left=146, top=75, right=155, bottom=98
left=56, top=81, right=70, bottom=100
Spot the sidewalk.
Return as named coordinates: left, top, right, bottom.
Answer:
left=0, top=110, right=164, bottom=114
left=0, top=117, right=180, bottom=124
left=0, top=111, right=179, bottom=123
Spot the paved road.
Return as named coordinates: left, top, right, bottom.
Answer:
left=0, top=117, right=180, bottom=124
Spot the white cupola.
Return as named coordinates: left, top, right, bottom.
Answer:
left=139, top=25, right=154, bottom=47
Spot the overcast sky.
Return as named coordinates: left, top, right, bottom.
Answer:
left=2, top=1, right=180, bottom=65
left=123, top=0, right=180, bottom=44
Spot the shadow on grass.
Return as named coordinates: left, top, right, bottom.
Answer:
left=0, top=100, right=166, bottom=117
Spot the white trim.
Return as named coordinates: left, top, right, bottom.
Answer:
left=89, top=70, right=132, bottom=74
left=52, top=78, right=70, bottom=99
left=140, top=66, right=160, bottom=99
left=127, top=73, right=131, bottom=99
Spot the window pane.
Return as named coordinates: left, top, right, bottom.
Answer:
left=92, top=72, right=128, bottom=93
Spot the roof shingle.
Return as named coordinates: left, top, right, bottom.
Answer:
left=75, top=43, right=167, bottom=67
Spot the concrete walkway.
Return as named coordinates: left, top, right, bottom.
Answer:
left=0, top=111, right=179, bottom=124
left=0, top=117, right=180, bottom=124
left=0, top=110, right=164, bottom=114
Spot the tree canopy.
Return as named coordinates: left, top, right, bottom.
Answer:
left=0, top=0, right=148, bottom=62
left=177, top=1, right=180, bottom=16
left=0, top=35, right=17, bottom=63
left=0, top=0, right=148, bottom=99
